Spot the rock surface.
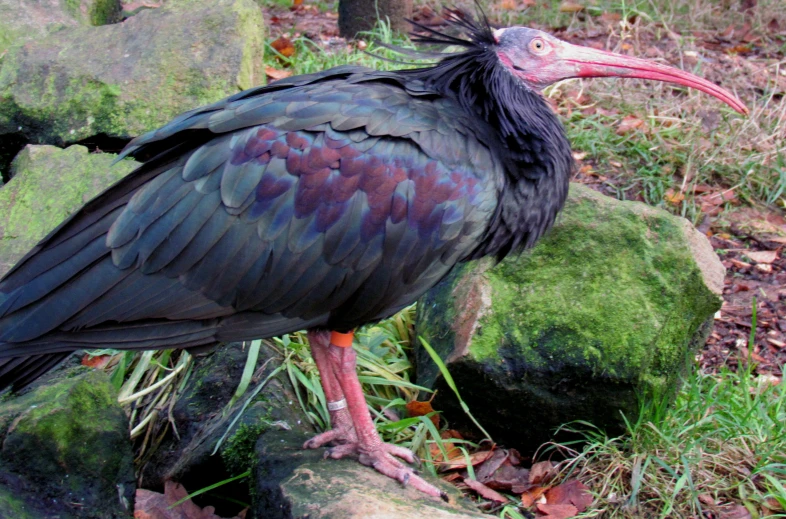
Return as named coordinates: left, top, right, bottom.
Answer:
left=0, top=144, right=138, bottom=276
left=0, top=0, right=265, bottom=147
left=0, top=368, right=135, bottom=518
left=415, top=183, right=724, bottom=448
left=0, top=0, right=120, bottom=55
left=253, top=430, right=487, bottom=519
left=140, top=342, right=313, bottom=492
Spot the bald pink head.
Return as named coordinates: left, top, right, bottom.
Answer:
left=494, top=27, right=747, bottom=114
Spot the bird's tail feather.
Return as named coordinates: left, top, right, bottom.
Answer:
left=0, top=353, right=71, bottom=392
left=0, top=319, right=221, bottom=391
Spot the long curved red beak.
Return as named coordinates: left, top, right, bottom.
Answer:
left=558, top=42, right=748, bottom=114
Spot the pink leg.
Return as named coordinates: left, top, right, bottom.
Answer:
left=303, top=330, right=357, bottom=448
left=324, top=336, right=447, bottom=500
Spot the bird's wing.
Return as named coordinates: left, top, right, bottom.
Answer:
left=0, top=74, right=501, bottom=349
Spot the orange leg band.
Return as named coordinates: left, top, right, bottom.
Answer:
left=330, top=330, right=355, bottom=348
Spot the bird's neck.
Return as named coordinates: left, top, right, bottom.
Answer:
left=407, top=49, right=574, bottom=259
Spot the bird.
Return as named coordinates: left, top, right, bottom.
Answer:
left=0, top=9, right=745, bottom=498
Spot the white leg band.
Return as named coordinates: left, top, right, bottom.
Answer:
left=327, top=398, right=347, bottom=412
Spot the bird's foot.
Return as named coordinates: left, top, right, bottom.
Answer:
left=303, top=406, right=357, bottom=449
left=317, top=437, right=446, bottom=500
left=352, top=442, right=448, bottom=501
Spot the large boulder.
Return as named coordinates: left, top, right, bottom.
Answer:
left=0, top=368, right=135, bottom=518
left=0, top=0, right=265, bottom=148
left=415, top=183, right=724, bottom=449
left=253, top=430, right=487, bottom=519
left=0, top=0, right=120, bottom=56
left=0, top=144, right=138, bottom=276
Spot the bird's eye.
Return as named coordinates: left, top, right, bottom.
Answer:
left=530, top=38, right=548, bottom=54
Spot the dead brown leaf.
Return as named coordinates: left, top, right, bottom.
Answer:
left=529, top=461, right=558, bottom=485
left=616, top=115, right=644, bottom=135
left=598, top=12, right=621, bottom=24
left=521, top=486, right=548, bottom=507
left=559, top=1, right=584, bottom=13
left=664, top=188, right=685, bottom=206
left=498, top=0, right=517, bottom=10
left=134, top=481, right=244, bottom=519
left=463, top=478, right=510, bottom=503
left=439, top=449, right=494, bottom=471
left=406, top=399, right=439, bottom=427
left=718, top=504, right=752, bottom=519
left=536, top=503, right=578, bottom=519
left=270, top=36, right=296, bottom=58
left=544, top=480, right=593, bottom=512
left=81, top=353, right=112, bottom=369
left=265, top=66, right=293, bottom=81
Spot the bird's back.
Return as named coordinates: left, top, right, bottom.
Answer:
left=0, top=66, right=504, bottom=389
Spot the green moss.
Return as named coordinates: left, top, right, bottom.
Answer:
left=0, top=487, right=36, bottom=519
left=0, top=0, right=265, bottom=144
left=10, top=372, right=120, bottom=476
left=0, top=145, right=137, bottom=274
left=221, top=420, right=270, bottom=475
left=470, top=185, right=720, bottom=390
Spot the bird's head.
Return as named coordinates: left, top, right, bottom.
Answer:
left=492, top=27, right=748, bottom=114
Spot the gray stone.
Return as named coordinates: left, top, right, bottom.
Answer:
left=0, top=144, right=138, bottom=277
left=0, top=368, right=135, bottom=518
left=139, top=341, right=314, bottom=490
left=415, top=183, right=724, bottom=449
left=0, top=0, right=121, bottom=56
left=0, top=0, right=265, bottom=146
left=253, top=430, right=487, bottom=519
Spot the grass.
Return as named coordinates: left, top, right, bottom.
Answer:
left=544, top=366, right=786, bottom=518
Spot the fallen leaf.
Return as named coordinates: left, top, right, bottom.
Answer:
left=265, top=66, right=293, bottom=81
left=292, top=0, right=303, bottom=5
left=616, top=115, right=644, bottom=135
left=599, top=12, right=621, bottom=24
left=718, top=504, right=752, bottom=519
left=521, top=486, right=548, bottom=507
left=82, top=353, right=112, bottom=369
left=545, top=479, right=593, bottom=512
left=134, top=481, right=244, bottom=519
left=439, top=449, right=494, bottom=470
left=270, top=36, right=296, bottom=58
left=744, top=250, right=778, bottom=264
left=406, top=399, right=439, bottom=427
left=463, top=478, right=510, bottom=503
left=764, top=496, right=785, bottom=511
left=664, top=188, right=685, bottom=206
left=499, top=0, right=517, bottom=9
left=529, top=461, right=557, bottom=485
left=559, top=1, right=584, bottom=13
left=536, top=503, right=578, bottom=519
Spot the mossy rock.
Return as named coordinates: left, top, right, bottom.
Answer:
left=253, top=430, right=487, bottom=519
left=0, top=144, right=138, bottom=276
left=415, top=183, right=724, bottom=449
left=0, top=0, right=265, bottom=146
left=138, top=342, right=313, bottom=499
left=0, top=368, right=134, bottom=518
left=0, top=0, right=120, bottom=56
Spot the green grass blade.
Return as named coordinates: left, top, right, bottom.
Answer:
left=418, top=337, right=492, bottom=442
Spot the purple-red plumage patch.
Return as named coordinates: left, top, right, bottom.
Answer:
left=241, top=126, right=485, bottom=244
